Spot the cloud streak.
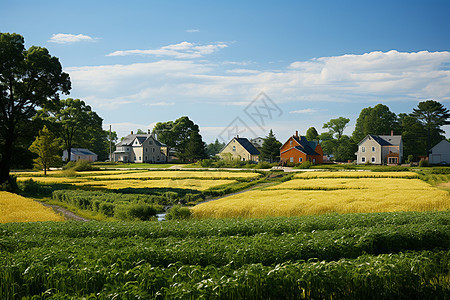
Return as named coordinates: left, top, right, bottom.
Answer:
left=48, top=33, right=96, bottom=44
left=107, top=41, right=228, bottom=59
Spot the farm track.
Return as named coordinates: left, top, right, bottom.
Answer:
left=39, top=201, right=90, bottom=222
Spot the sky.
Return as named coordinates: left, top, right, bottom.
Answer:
left=2, top=0, right=450, bottom=143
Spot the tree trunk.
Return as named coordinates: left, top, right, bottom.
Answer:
left=0, top=131, right=14, bottom=185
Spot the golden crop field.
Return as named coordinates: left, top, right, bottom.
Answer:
left=294, top=171, right=419, bottom=179
left=76, top=179, right=236, bottom=191
left=266, top=178, right=435, bottom=191
left=16, top=177, right=89, bottom=184
left=92, top=170, right=261, bottom=180
left=192, top=171, right=449, bottom=218
left=0, top=191, right=64, bottom=223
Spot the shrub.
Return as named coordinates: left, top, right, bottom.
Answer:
left=407, top=155, right=414, bottom=163
left=99, top=202, right=115, bottom=217
left=419, top=160, right=429, bottom=167
left=0, top=176, right=18, bottom=192
left=299, top=161, right=313, bottom=169
left=64, top=160, right=99, bottom=172
left=165, top=205, right=192, bottom=220
left=115, top=202, right=161, bottom=221
left=255, top=162, right=272, bottom=169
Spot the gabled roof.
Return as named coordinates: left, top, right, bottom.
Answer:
left=116, top=134, right=166, bottom=147
left=70, top=148, right=97, bottom=156
left=235, top=138, right=260, bottom=155
left=358, top=134, right=402, bottom=147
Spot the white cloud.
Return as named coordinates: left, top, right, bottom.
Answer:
left=186, top=29, right=200, bottom=33
left=67, top=50, right=450, bottom=112
left=48, top=33, right=96, bottom=44
left=107, top=41, right=228, bottom=58
left=144, top=101, right=175, bottom=106
left=289, top=109, right=317, bottom=114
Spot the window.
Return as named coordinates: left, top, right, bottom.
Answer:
left=313, top=158, right=316, bottom=163
left=290, top=140, right=293, bottom=146
left=232, top=146, right=236, bottom=152
left=139, top=156, right=141, bottom=161
left=371, top=157, right=376, bottom=163
left=372, top=146, right=376, bottom=152
left=152, top=148, right=155, bottom=153
left=299, top=157, right=303, bottom=162
left=146, top=148, right=148, bottom=152
left=361, top=157, right=366, bottom=163
left=290, top=157, right=294, bottom=163
left=362, top=147, right=365, bottom=153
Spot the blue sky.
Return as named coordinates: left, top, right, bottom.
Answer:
left=2, top=0, right=450, bottom=143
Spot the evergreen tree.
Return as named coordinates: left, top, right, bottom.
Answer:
left=29, top=126, right=61, bottom=175
left=206, top=139, right=225, bottom=157
left=411, top=100, right=450, bottom=153
left=260, top=129, right=282, bottom=163
left=306, top=127, right=319, bottom=141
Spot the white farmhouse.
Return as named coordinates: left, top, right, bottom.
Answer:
left=112, top=132, right=168, bottom=163
left=355, top=133, right=403, bottom=165
left=428, top=140, right=450, bottom=164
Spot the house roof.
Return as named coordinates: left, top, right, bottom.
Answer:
left=116, top=134, right=166, bottom=147
left=70, top=148, right=97, bottom=156
left=358, top=134, right=402, bottom=147
left=235, top=138, right=260, bottom=155
left=279, top=135, right=319, bottom=156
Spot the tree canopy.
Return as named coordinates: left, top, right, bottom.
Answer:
left=305, top=127, right=319, bottom=141
left=411, top=100, right=450, bottom=153
left=153, top=116, right=207, bottom=161
left=352, top=104, right=399, bottom=142
left=29, top=126, right=61, bottom=175
left=323, top=117, right=350, bottom=140
left=0, top=32, right=71, bottom=184
left=260, top=129, right=282, bottom=163
left=206, top=139, right=225, bottom=158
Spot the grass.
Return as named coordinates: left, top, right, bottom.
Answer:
left=0, top=191, right=64, bottom=223
left=91, top=170, right=261, bottom=180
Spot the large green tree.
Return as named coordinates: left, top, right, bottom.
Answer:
left=323, top=117, right=350, bottom=140
left=352, top=104, right=399, bottom=142
left=0, top=33, right=71, bottom=184
left=305, top=127, right=319, bottom=141
left=411, top=100, right=450, bottom=154
left=399, top=113, right=427, bottom=160
left=29, top=126, right=61, bottom=175
left=37, top=98, right=106, bottom=162
left=153, top=116, right=207, bottom=161
left=206, top=139, right=225, bottom=158
left=259, top=129, right=282, bottom=163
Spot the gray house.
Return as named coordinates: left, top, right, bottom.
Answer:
left=112, top=132, right=168, bottom=163
left=355, top=134, right=403, bottom=165
left=62, top=148, right=98, bottom=162
left=429, top=140, right=450, bottom=164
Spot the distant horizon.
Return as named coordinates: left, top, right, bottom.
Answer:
left=3, top=0, right=449, bottom=143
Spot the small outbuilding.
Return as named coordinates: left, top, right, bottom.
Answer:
left=429, top=140, right=450, bottom=165
left=62, top=148, right=98, bottom=162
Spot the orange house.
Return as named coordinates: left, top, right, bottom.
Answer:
left=280, top=131, right=323, bottom=165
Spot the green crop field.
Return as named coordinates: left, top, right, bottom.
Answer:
left=0, top=211, right=448, bottom=299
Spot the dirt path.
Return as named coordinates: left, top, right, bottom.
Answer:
left=39, top=202, right=91, bottom=222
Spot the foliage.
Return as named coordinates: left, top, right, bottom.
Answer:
left=165, top=205, right=192, bottom=220
left=37, top=98, right=108, bottom=161
left=419, top=159, right=429, bottom=167
left=259, top=129, right=282, bottom=163
left=399, top=113, right=428, bottom=158
left=206, top=139, right=225, bottom=157
left=333, top=135, right=357, bottom=162
left=352, top=104, right=399, bottom=142
left=28, top=126, right=61, bottom=175
left=411, top=99, right=450, bottom=153
left=298, top=160, right=313, bottom=169
left=305, top=127, right=319, bottom=141
left=322, top=116, right=350, bottom=140
left=64, top=159, right=100, bottom=172
left=153, top=116, right=207, bottom=161
left=0, top=211, right=448, bottom=298
left=0, top=32, right=71, bottom=185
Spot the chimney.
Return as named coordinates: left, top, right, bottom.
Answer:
left=391, top=130, right=393, bottom=136
left=148, top=129, right=151, bottom=134
left=295, top=130, right=299, bottom=138
left=237, top=135, right=239, bottom=139
left=131, top=131, right=133, bottom=135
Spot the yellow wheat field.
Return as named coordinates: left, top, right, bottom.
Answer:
left=0, top=192, right=64, bottom=223
left=192, top=188, right=450, bottom=218
left=76, top=179, right=236, bottom=191
left=294, top=171, right=419, bottom=179
left=16, top=177, right=89, bottom=184
left=266, top=178, right=435, bottom=191
left=92, top=170, right=261, bottom=180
